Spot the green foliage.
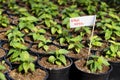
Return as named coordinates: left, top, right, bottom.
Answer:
left=90, top=35, right=103, bottom=47
left=8, top=48, right=35, bottom=73
left=104, top=40, right=120, bottom=58
left=0, top=72, right=6, bottom=80
left=28, top=28, right=46, bottom=41
left=67, top=35, right=84, bottom=53
left=87, top=55, right=109, bottom=73
left=62, top=5, right=80, bottom=29
left=56, top=29, right=70, bottom=45
left=0, top=9, right=9, bottom=27
left=38, top=35, right=51, bottom=51
left=18, top=16, right=38, bottom=33
left=6, top=27, right=27, bottom=49
left=48, top=49, right=68, bottom=66
left=0, top=64, right=6, bottom=80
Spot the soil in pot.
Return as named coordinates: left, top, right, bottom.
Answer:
left=38, top=56, right=73, bottom=80
left=73, top=59, right=112, bottom=80
left=0, top=31, right=8, bottom=40
left=0, top=41, right=10, bottom=51
left=66, top=48, right=91, bottom=61
left=0, top=26, right=11, bottom=32
left=30, top=44, right=59, bottom=55
left=8, top=68, right=48, bottom=80
left=0, top=48, right=6, bottom=59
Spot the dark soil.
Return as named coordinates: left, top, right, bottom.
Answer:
left=38, top=57, right=71, bottom=69
left=24, top=35, right=40, bottom=44
left=30, top=44, right=59, bottom=55
left=1, top=42, right=10, bottom=50
left=0, top=31, right=8, bottom=40
left=0, top=48, right=6, bottom=58
left=75, top=59, right=110, bottom=74
left=9, top=68, right=47, bottom=80
left=66, top=48, right=90, bottom=59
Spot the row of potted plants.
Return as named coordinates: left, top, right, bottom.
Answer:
left=0, top=0, right=119, bottom=80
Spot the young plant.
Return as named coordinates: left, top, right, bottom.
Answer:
left=28, top=28, right=46, bottom=41
left=28, top=1, right=58, bottom=28
left=90, top=35, right=103, bottom=47
left=0, top=64, right=6, bottom=80
left=0, top=9, right=9, bottom=27
left=86, top=55, right=110, bottom=73
left=18, top=16, right=38, bottom=33
left=8, top=48, right=35, bottom=73
left=67, top=35, right=84, bottom=53
left=48, top=49, right=68, bottom=66
left=62, top=5, right=80, bottom=29
left=103, top=40, right=120, bottom=59
left=38, top=35, right=51, bottom=51
left=6, top=27, right=27, bottom=49
left=56, top=29, right=70, bottom=45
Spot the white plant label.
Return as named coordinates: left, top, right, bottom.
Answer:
left=70, top=15, right=96, bottom=28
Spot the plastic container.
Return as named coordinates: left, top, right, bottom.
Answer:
left=38, top=56, right=73, bottom=80
left=73, top=59, right=113, bottom=80
left=109, top=61, right=120, bottom=80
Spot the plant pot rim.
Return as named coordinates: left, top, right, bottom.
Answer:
left=38, top=56, right=73, bottom=70
left=75, top=59, right=113, bottom=75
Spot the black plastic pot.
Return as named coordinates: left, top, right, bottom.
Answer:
left=73, top=59, right=113, bottom=80
left=38, top=56, right=73, bottom=80
left=6, top=66, right=49, bottom=80
left=109, top=61, right=120, bottom=80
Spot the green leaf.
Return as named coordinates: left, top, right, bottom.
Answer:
left=43, top=45, right=49, bottom=51
left=38, top=29, right=46, bottom=33
left=18, top=64, right=23, bottom=72
left=105, top=29, right=112, bottom=40
left=55, top=60, right=62, bottom=66
left=29, top=63, right=35, bottom=72
left=20, top=51, right=30, bottom=61
left=23, top=62, right=29, bottom=73
left=0, top=65, right=5, bottom=71
left=0, top=72, right=6, bottom=80
left=48, top=56, right=56, bottom=64
left=58, top=49, right=68, bottom=54
left=62, top=17, right=69, bottom=25
left=110, top=45, right=118, bottom=53
left=51, top=27, right=57, bottom=34
left=38, top=42, right=44, bottom=48
left=87, top=60, right=94, bottom=65
left=60, top=38, right=65, bottom=45
left=58, top=55, right=66, bottom=65
left=68, top=44, right=74, bottom=49
left=45, top=19, right=50, bottom=27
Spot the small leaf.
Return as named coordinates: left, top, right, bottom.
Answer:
left=60, top=38, right=65, bottom=45
left=55, top=60, right=62, bottom=66
left=51, top=27, right=57, bottom=34
left=105, top=29, right=112, bottom=40
left=62, top=17, right=69, bottom=25
left=45, top=19, right=50, bottom=27
left=68, top=44, right=74, bottom=49
left=48, top=56, right=56, bottom=64
left=0, top=72, right=6, bottom=80
left=23, top=62, right=29, bottom=73
left=38, top=42, right=44, bottom=48
left=58, top=55, right=66, bottom=65
left=43, top=45, right=49, bottom=51
left=29, top=63, right=35, bottom=72
left=18, top=64, right=23, bottom=72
